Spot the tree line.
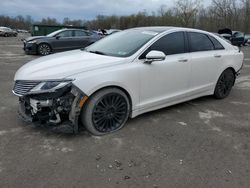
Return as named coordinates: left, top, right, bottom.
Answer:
left=0, top=0, right=250, bottom=33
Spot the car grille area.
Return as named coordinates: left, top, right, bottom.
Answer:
left=13, top=81, right=40, bottom=96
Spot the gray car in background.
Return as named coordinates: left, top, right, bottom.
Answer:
left=23, top=29, right=101, bottom=55
left=0, top=27, right=18, bottom=37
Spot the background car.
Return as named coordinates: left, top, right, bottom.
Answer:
left=232, top=31, right=245, bottom=46
left=244, top=34, right=250, bottom=45
left=106, top=29, right=121, bottom=35
left=0, top=27, right=18, bottom=37
left=218, top=28, right=245, bottom=46
left=220, top=33, right=232, bottom=41
left=95, top=29, right=121, bottom=37
left=22, top=28, right=101, bottom=55
left=17, top=29, right=29, bottom=33
left=212, top=32, right=231, bottom=44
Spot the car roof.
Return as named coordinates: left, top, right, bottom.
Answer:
left=59, top=28, right=87, bottom=31
left=221, top=33, right=231, bottom=36
left=130, top=26, right=212, bottom=34
left=132, top=26, right=175, bottom=33
left=0, top=26, right=10, bottom=29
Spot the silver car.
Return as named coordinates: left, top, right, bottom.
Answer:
left=0, top=27, right=18, bottom=37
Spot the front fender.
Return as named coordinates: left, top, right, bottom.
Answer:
left=74, top=81, right=136, bottom=110
left=71, top=64, right=140, bottom=111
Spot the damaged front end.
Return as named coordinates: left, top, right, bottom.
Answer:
left=13, top=80, right=87, bottom=133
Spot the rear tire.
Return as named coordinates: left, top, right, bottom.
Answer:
left=37, top=43, right=51, bottom=56
left=81, top=88, right=130, bottom=136
left=214, top=69, right=235, bottom=99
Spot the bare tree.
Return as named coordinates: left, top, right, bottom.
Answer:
left=40, top=17, right=59, bottom=25
left=210, top=0, right=240, bottom=29
left=241, top=0, right=250, bottom=32
left=174, top=0, right=203, bottom=27
left=1, top=1, right=250, bottom=33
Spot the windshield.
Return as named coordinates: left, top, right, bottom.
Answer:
left=46, top=30, right=64, bottom=37
left=85, top=29, right=158, bottom=57
left=233, top=31, right=244, bottom=37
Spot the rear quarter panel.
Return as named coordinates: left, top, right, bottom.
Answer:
left=221, top=49, right=244, bottom=73
left=211, top=48, right=243, bottom=88
left=214, top=36, right=244, bottom=81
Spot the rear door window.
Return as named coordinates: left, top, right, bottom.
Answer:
left=57, top=30, right=73, bottom=38
left=74, top=30, right=88, bottom=37
left=188, top=32, right=214, bottom=52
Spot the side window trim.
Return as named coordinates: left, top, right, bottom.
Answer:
left=184, top=31, right=190, bottom=53
left=182, top=31, right=189, bottom=53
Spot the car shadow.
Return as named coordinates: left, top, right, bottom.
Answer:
left=18, top=95, right=216, bottom=138
left=126, top=95, right=216, bottom=126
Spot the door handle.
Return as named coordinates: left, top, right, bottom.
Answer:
left=214, top=54, right=222, bottom=58
left=178, top=58, right=188, bottom=62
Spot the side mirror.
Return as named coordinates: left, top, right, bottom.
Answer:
left=145, top=50, right=166, bottom=64
left=55, top=35, right=61, bottom=40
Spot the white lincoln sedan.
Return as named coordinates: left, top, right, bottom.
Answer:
left=13, top=27, right=244, bottom=135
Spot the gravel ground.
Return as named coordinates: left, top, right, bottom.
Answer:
left=0, top=34, right=249, bottom=188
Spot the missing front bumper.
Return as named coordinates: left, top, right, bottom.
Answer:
left=17, top=85, right=87, bottom=133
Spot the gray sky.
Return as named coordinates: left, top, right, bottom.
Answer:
left=1, top=0, right=211, bottom=21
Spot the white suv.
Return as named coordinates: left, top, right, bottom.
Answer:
left=13, top=27, right=244, bottom=135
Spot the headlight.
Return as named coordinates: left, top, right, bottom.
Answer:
left=27, top=40, right=37, bottom=44
left=29, top=80, right=72, bottom=94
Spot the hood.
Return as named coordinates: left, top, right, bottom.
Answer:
left=14, top=50, right=125, bottom=81
left=218, top=28, right=232, bottom=35
left=25, top=36, right=47, bottom=42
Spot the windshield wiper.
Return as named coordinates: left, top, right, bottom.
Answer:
left=88, top=50, right=106, bottom=55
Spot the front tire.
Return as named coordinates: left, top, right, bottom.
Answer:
left=37, top=43, right=51, bottom=56
left=81, top=88, right=130, bottom=136
left=214, top=69, right=235, bottom=99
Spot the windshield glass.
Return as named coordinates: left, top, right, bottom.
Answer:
left=85, top=29, right=158, bottom=57
left=46, top=30, right=64, bottom=37
left=233, top=31, right=244, bottom=37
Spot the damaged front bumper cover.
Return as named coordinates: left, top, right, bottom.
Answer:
left=16, top=84, right=88, bottom=134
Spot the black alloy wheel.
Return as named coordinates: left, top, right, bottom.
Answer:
left=214, top=69, right=235, bottom=99
left=92, top=93, right=128, bottom=133
left=38, top=43, right=51, bottom=56
left=81, top=88, right=130, bottom=135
